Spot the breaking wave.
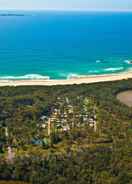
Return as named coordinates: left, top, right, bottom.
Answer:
left=67, top=67, right=126, bottom=79
left=0, top=66, right=127, bottom=81
left=124, top=60, right=132, bottom=64
left=124, top=60, right=130, bottom=64
left=67, top=73, right=81, bottom=79
left=0, top=74, right=50, bottom=80
left=103, top=67, right=124, bottom=72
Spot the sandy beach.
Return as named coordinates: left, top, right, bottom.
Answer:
left=0, top=72, right=132, bottom=86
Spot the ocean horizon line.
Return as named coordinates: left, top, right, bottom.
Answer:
left=0, top=9, right=132, bottom=13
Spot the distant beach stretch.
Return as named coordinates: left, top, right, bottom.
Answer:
left=0, top=72, right=132, bottom=86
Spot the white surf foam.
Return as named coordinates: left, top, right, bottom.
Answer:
left=88, top=70, right=100, bottom=73
left=96, top=60, right=101, bottom=63
left=67, top=73, right=80, bottom=79
left=0, top=74, right=50, bottom=80
left=104, top=67, right=124, bottom=72
left=124, top=60, right=132, bottom=64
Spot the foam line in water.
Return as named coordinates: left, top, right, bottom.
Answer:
left=96, top=60, right=101, bottom=63
left=67, top=73, right=80, bottom=79
left=124, top=60, right=132, bottom=64
left=88, top=70, right=100, bottom=73
left=104, top=67, right=124, bottom=72
left=0, top=74, right=50, bottom=80
left=67, top=67, right=126, bottom=79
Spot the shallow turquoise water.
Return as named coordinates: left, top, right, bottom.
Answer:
left=0, top=11, right=132, bottom=79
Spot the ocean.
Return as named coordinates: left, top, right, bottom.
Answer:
left=0, top=11, right=132, bottom=79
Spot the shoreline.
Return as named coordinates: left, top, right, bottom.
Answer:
left=0, top=72, right=132, bottom=86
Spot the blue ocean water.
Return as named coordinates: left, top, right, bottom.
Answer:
left=0, top=11, right=132, bottom=79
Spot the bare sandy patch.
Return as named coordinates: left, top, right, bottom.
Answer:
left=117, top=90, right=132, bottom=107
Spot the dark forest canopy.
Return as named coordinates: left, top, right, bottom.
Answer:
left=0, top=79, right=132, bottom=184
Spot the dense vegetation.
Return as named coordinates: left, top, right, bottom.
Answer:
left=0, top=182, right=29, bottom=184
left=0, top=79, right=132, bottom=184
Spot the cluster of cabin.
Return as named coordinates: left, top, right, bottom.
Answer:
left=40, top=96, right=98, bottom=136
left=0, top=96, right=99, bottom=152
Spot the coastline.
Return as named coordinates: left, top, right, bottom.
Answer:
left=0, top=72, right=132, bottom=86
